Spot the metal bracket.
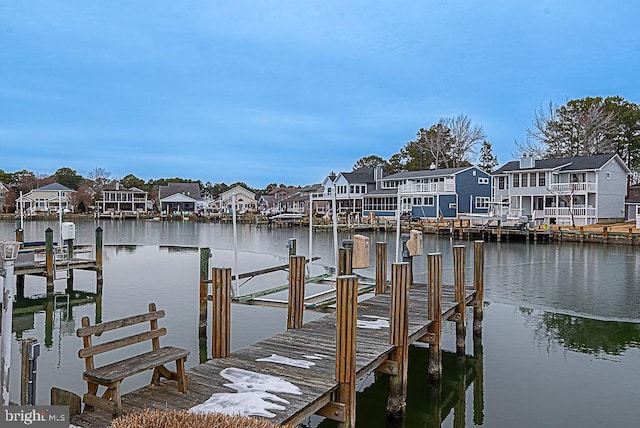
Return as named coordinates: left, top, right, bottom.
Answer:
left=447, top=313, right=461, bottom=322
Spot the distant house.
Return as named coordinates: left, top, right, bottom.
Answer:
left=258, top=186, right=298, bottom=214
left=279, top=184, right=323, bottom=215
left=97, top=181, right=148, bottom=216
left=158, top=182, right=203, bottom=214
left=363, top=166, right=492, bottom=219
left=626, top=183, right=640, bottom=221
left=16, top=183, right=74, bottom=214
left=492, top=153, right=630, bottom=225
left=315, top=167, right=381, bottom=216
left=0, top=182, right=9, bottom=213
left=218, top=186, right=257, bottom=214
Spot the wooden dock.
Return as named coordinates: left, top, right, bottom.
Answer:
left=70, top=242, right=485, bottom=427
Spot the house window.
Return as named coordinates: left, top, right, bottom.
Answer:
left=521, top=173, right=528, bottom=187
left=529, top=173, right=536, bottom=187
left=475, top=197, right=490, bottom=209
left=606, top=172, right=611, bottom=179
left=478, top=177, right=489, bottom=185
left=424, top=196, right=434, bottom=206
left=413, top=197, right=422, bottom=205
left=539, top=173, right=546, bottom=187
left=513, top=174, right=520, bottom=188
left=497, top=177, right=506, bottom=190
left=449, top=203, right=457, bottom=209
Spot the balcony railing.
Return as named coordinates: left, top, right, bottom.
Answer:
left=548, top=182, right=596, bottom=193
left=398, top=182, right=455, bottom=194
left=544, top=207, right=597, bottom=217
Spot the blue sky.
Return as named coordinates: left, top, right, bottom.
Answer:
left=1, top=1, right=639, bottom=188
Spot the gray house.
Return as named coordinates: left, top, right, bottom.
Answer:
left=363, top=166, right=492, bottom=219
left=492, top=153, right=630, bottom=225
left=158, top=182, right=203, bottom=214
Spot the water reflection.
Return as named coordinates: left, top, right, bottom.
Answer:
left=524, top=309, right=640, bottom=356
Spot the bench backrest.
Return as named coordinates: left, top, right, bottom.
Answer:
left=76, top=303, right=166, bottom=371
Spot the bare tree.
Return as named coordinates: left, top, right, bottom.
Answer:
left=414, top=122, right=451, bottom=168
left=526, top=101, right=562, bottom=156
left=88, top=167, right=112, bottom=194
left=445, top=114, right=486, bottom=167
left=511, top=138, right=546, bottom=159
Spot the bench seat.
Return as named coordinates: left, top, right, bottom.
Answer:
left=83, top=346, right=189, bottom=384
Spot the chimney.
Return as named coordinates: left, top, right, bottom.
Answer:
left=519, top=154, right=535, bottom=169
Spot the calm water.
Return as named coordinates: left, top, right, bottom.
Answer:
left=1, top=219, right=639, bottom=427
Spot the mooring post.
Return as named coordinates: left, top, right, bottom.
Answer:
left=375, top=242, right=387, bottom=295
left=288, top=238, right=297, bottom=256
left=387, top=262, right=410, bottom=418
left=211, top=267, right=231, bottom=358
left=338, top=247, right=353, bottom=276
left=427, top=252, right=443, bottom=382
left=95, top=227, right=103, bottom=292
left=15, top=228, right=23, bottom=243
left=533, top=228, right=538, bottom=243
left=45, top=228, right=54, bottom=293
left=579, top=226, right=585, bottom=243
left=458, top=219, right=463, bottom=239
left=603, top=226, right=609, bottom=244
left=287, top=255, right=306, bottom=329
left=20, top=337, right=39, bottom=405
left=496, top=223, right=501, bottom=242
left=199, top=248, right=210, bottom=362
left=66, top=237, right=74, bottom=293
left=335, top=274, right=358, bottom=428
left=473, top=241, right=485, bottom=338
left=45, top=295, right=54, bottom=348
left=453, top=245, right=467, bottom=356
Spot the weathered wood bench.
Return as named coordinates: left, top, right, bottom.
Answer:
left=76, top=303, right=189, bottom=417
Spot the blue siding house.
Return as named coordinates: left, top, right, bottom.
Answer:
left=363, top=166, right=492, bottom=219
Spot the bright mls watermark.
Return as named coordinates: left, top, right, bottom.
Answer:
left=2, top=406, right=68, bottom=427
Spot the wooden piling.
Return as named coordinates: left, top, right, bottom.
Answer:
left=427, top=253, right=442, bottom=382
left=375, top=242, right=387, bottom=295
left=496, top=224, right=501, bottom=242
left=387, top=262, right=409, bottom=418
left=473, top=336, right=485, bottom=425
left=473, top=241, right=484, bottom=338
left=211, top=267, right=231, bottom=358
left=287, top=255, right=306, bottom=330
left=453, top=245, right=466, bottom=356
left=45, top=227, right=54, bottom=293
left=199, top=248, right=210, bottom=362
left=95, top=227, right=103, bottom=291
left=338, top=248, right=353, bottom=276
left=15, top=228, right=23, bottom=243
left=335, top=275, right=358, bottom=428
left=580, top=226, right=585, bottom=243
left=603, top=226, right=609, bottom=244
left=20, top=337, right=38, bottom=405
left=533, top=228, right=538, bottom=243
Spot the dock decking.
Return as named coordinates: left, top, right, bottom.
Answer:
left=71, top=283, right=478, bottom=427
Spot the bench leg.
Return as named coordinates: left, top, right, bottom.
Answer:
left=84, top=382, right=99, bottom=411
left=176, top=358, right=187, bottom=393
left=110, top=382, right=122, bottom=417
left=151, top=367, right=161, bottom=386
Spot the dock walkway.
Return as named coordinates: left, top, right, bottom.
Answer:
left=71, top=283, right=477, bottom=427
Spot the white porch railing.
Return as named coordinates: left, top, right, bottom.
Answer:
left=544, top=207, right=597, bottom=217
left=548, top=182, right=596, bottom=193
left=398, top=182, right=455, bottom=193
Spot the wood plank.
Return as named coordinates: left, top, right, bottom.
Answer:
left=79, top=328, right=167, bottom=358
left=77, top=311, right=165, bottom=337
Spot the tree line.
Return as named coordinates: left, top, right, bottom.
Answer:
left=0, top=166, right=287, bottom=213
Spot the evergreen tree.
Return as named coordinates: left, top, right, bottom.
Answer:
left=478, top=140, right=498, bottom=173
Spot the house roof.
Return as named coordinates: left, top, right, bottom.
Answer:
left=35, top=183, right=73, bottom=192
left=364, top=188, right=399, bottom=196
left=341, top=166, right=375, bottom=184
left=493, top=153, right=622, bottom=174
left=384, top=167, right=468, bottom=180
left=160, top=193, right=197, bottom=203
left=158, top=182, right=202, bottom=200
